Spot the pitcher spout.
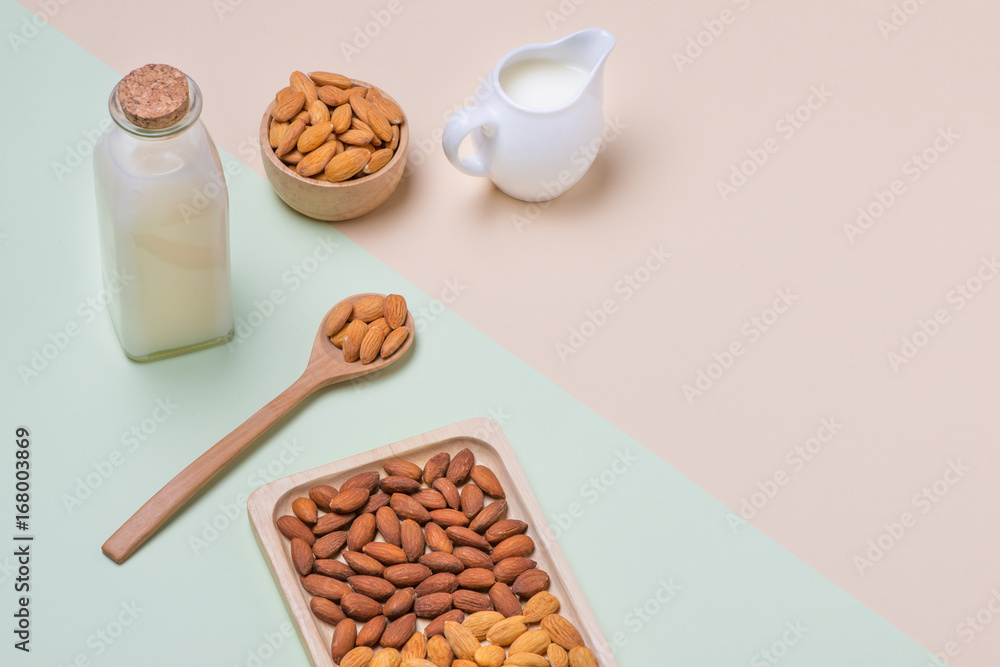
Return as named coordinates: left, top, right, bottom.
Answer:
left=562, top=28, right=616, bottom=75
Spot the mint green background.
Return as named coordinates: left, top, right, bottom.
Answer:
left=0, top=3, right=935, bottom=665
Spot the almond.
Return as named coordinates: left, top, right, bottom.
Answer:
left=348, top=512, right=378, bottom=551
left=390, top=124, right=400, bottom=151
left=272, top=90, right=305, bottom=122
left=268, top=119, right=287, bottom=149
left=401, top=660, right=435, bottom=667
left=351, top=295, right=385, bottom=323
left=445, top=526, right=491, bottom=552
left=460, top=485, right=483, bottom=519
left=547, top=644, right=569, bottom=667
left=325, top=300, right=354, bottom=338
left=360, top=325, right=388, bottom=364
left=344, top=551, right=385, bottom=577
left=469, top=466, right=505, bottom=499
left=423, top=452, right=451, bottom=486
left=366, top=106, right=393, bottom=142
left=308, top=98, right=331, bottom=125
left=383, top=294, right=408, bottom=328
left=314, top=512, right=356, bottom=535
left=373, top=649, right=402, bottom=667
left=291, top=537, right=314, bottom=576
left=376, top=506, right=402, bottom=546
left=331, top=324, right=350, bottom=348
left=432, top=478, right=461, bottom=509
left=349, top=575, right=396, bottom=602
left=430, top=508, right=470, bottom=528
left=292, top=497, right=319, bottom=524
left=311, top=71, right=352, bottom=89
left=540, top=615, right=583, bottom=651
left=331, top=618, right=357, bottom=663
left=452, top=662, right=477, bottom=667
left=357, top=615, right=388, bottom=647
left=371, top=90, right=405, bottom=124
left=384, top=563, right=433, bottom=587
left=509, top=629, right=550, bottom=656
left=346, top=85, right=369, bottom=98
left=341, top=471, right=381, bottom=494
left=457, top=568, right=495, bottom=590
left=326, top=147, right=371, bottom=182
left=381, top=475, right=422, bottom=494
left=275, top=86, right=294, bottom=103
left=452, top=589, right=493, bottom=614
left=352, top=117, right=373, bottom=134
left=339, top=127, right=375, bottom=146
left=341, top=319, right=369, bottom=362
left=331, top=486, right=371, bottom=513
left=489, top=582, right=522, bottom=618
left=505, top=653, right=549, bottom=667
left=363, top=147, right=394, bottom=175
left=276, top=117, right=306, bottom=156
left=475, top=645, right=505, bottom=667
left=414, top=592, right=453, bottom=618
left=486, top=615, right=527, bottom=646
left=331, top=102, right=354, bottom=133
left=401, top=518, right=425, bottom=562
left=447, top=448, right=475, bottom=485
left=424, top=522, right=453, bottom=554
left=302, top=574, right=351, bottom=601
left=443, top=621, right=480, bottom=661
left=384, top=460, right=423, bottom=481
left=425, top=609, right=465, bottom=637
left=401, top=631, right=427, bottom=660
left=319, top=85, right=351, bottom=107
left=310, top=596, right=346, bottom=624
left=521, top=591, right=559, bottom=623
left=484, top=520, right=527, bottom=545
left=491, top=535, right=534, bottom=563
left=413, top=489, right=448, bottom=511
left=363, top=542, right=407, bottom=566
left=380, top=613, right=417, bottom=649
left=462, top=610, right=505, bottom=641
left=297, top=122, right=334, bottom=154
left=315, top=558, right=355, bottom=580
left=416, top=572, right=458, bottom=597
left=277, top=515, right=315, bottom=545
left=381, top=327, right=409, bottom=358
left=426, top=634, right=453, bottom=667
left=290, top=71, right=318, bottom=105
left=393, top=494, right=432, bottom=524
left=567, top=647, right=597, bottom=667
left=362, top=491, right=392, bottom=514
left=384, top=587, right=417, bottom=619
left=341, top=646, right=374, bottom=667
left=341, top=592, right=383, bottom=621
left=493, top=558, right=537, bottom=585
left=512, top=569, right=549, bottom=599
left=453, top=546, right=494, bottom=571
left=419, top=551, right=465, bottom=574
left=349, top=95, right=373, bottom=123
left=279, top=149, right=305, bottom=165
left=468, top=500, right=507, bottom=534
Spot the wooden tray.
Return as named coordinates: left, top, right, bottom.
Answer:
left=248, top=417, right=616, bottom=666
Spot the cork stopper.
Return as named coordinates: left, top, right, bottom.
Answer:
left=117, top=64, right=190, bottom=130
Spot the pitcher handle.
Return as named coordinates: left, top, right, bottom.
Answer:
left=442, top=105, right=497, bottom=177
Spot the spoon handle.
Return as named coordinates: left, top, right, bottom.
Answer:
left=102, top=371, right=320, bottom=564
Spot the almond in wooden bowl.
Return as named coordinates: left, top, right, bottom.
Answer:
left=259, top=74, right=408, bottom=222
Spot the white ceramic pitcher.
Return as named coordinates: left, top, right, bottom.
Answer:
left=442, top=28, right=616, bottom=202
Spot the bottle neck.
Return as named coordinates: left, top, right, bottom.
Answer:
left=109, top=75, right=204, bottom=139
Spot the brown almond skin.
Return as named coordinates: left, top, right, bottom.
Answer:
left=349, top=575, right=396, bottom=602
left=360, top=491, right=391, bottom=515
left=424, top=609, right=465, bottom=637
left=376, top=506, right=402, bottom=546
left=348, top=512, right=377, bottom=551
left=468, top=500, right=508, bottom=534
left=412, top=489, right=448, bottom=510
left=419, top=551, right=465, bottom=574
left=343, top=550, right=385, bottom=577
left=277, top=515, right=315, bottom=545
left=310, top=597, right=346, bottom=624
left=391, top=493, right=432, bottom=524
left=424, top=521, right=453, bottom=554
left=292, top=497, right=318, bottom=524
left=384, top=460, right=423, bottom=481
left=363, top=541, right=407, bottom=566
left=313, top=531, right=348, bottom=559
left=453, top=546, right=494, bottom=571
left=341, top=471, right=381, bottom=494
left=489, top=582, right=522, bottom=617
left=447, top=448, right=475, bottom=485
left=484, top=519, right=528, bottom=545
left=384, top=563, right=433, bottom=587
left=446, top=526, right=491, bottom=552
left=493, top=557, right=538, bottom=585
left=314, top=559, right=355, bottom=580
left=491, top=534, right=534, bottom=563
left=380, top=475, right=422, bottom=494
left=460, top=484, right=484, bottom=519
left=291, top=538, right=314, bottom=576
left=383, top=588, right=416, bottom=619
left=457, top=568, right=495, bottom=590
left=331, top=618, right=357, bottom=663
left=452, top=589, right=494, bottom=614
left=512, top=569, right=550, bottom=599
left=415, top=572, right=459, bottom=597
left=470, top=465, right=505, bottom=499
left=430, top=508, right=470, bottom=528
left=313, top=512, right=355, bottom=536
left=356, top=615, right=387, bottom=647
left=301, top=574, right=351, bottom=601
left=423, top=452, right=450, bottom=486
left=414, top=591, right=454, bottom=618
left=341, top=592, right=383, bottom=621
left=432, top=478, right=462, bottom=509
left=380, top=612, right=417, bottom=649
left=309, top=484, right=338, bottom=511
left=330, top=487, right=370, bottom=514
left=401, top=519, right=426, bottom=562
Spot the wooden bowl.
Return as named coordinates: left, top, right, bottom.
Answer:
left=259, top=81, right=408, bottom=222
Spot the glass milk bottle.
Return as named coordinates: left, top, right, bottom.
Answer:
left=93, top=64, right=233, bottom=361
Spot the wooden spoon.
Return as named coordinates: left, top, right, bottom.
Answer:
left=102, top=294, right=414, bottom=564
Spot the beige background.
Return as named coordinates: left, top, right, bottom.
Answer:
left=24, top=0, right=1000, bottom=663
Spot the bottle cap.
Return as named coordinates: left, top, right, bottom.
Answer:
left=116, top=64, right=190, bottom=130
